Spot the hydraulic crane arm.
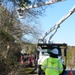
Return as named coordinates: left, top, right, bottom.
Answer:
left=16, top=0, right=65, bottom=18
left=19, top=0, right=64, bottom=10
left=40, top=5, right=75, bottom=43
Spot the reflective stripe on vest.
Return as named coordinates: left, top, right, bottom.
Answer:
left=41, top=66, right=63, bottom=70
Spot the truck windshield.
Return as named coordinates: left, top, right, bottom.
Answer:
left=41, top=49, right=49, bottom=56
left=42, top=52, right=49, bottom=56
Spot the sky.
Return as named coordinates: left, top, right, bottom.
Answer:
left=38, top=0, right=75, bottom=46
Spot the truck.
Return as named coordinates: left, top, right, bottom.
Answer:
left=36, top=43, right=67, bottom=75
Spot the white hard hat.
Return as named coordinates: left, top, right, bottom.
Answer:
left=50, top=48, right=58, bottom=55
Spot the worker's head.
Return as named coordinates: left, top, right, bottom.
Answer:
left=48, top=48, right=59, bottom=58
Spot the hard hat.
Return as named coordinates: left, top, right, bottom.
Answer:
left=48, top=48, right=58, bottom=55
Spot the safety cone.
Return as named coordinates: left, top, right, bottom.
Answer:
left=69, top=68, right=73, bottom=75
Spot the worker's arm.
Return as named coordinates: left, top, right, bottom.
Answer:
left=58, top=61, right=63, bottom=74
left=41, top=59, right=48, bottom=72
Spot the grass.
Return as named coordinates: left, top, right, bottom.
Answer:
left=19, top=67, right=36, bottom=75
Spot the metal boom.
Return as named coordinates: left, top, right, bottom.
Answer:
left=19, top=0, right=64, bottom=10
left=16, top=0, right=65, bottom=18
left=41, top=5, right=75, bottom=43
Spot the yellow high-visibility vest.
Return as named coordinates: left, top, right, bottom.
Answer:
left=41, top=57, right=63, bottom=75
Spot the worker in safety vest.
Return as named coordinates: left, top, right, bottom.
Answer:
left=41, top=48, right=63, bottom=75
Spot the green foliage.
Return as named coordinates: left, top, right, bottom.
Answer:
left=19, top=67, right=34, bottom=74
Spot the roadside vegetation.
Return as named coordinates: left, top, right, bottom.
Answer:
left=0, top=5, right=36, bottom=75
